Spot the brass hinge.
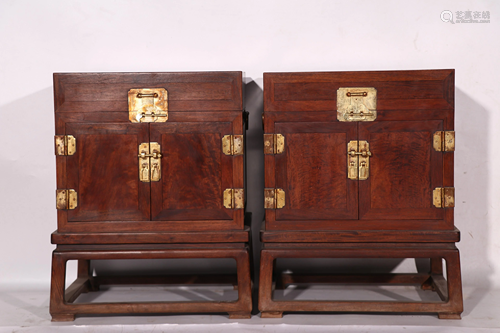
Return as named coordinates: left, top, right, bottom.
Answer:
left=223, top=188, right=244, bottom=209
left=138, top=142, right=162, bottom=182
left=264, top=134, right=285, bottom=154
left=55, top=135, right=76, bottom=156
left=433, top=131, right=455, bottom=152
left=347, top=140, right=372, bottom=180
left=222, top=135, right=244, bottom=156
left=129, top=88, right=168, bottom=123
left=56, top=189, right=78, bottom=210
left=433, top=187, right=455, bottom=208
left=264, top=188, right=285, bottom=209
left=337, top=87, right=377, bottom=122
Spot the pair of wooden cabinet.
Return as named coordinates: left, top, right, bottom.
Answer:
left=50, top=70, right=462, bottom=321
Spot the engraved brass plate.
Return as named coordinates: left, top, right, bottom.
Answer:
left=138, top=143, right=150, bottom=182
left=150, top=142, right=162, bottom=182
left=138, top=142, right=162, bottom=182
left=433, top=187, right=455, bottom=208
left=347, top=140, right=371, bottom=180
left=223, top=188, right=244, bottom=209
left=337, top=87, right=377, bottom=122
left=433, top=131, right=455, bottom=152
left=222, top=135, right=244, bottom=156
left=264, top=188, right=285, bottom=209
left=264, top=134, right=285, bottom=154
left=347, top=141, right=358, bottom=180
left=129, top=88, right=168, bottom=123
left=55, top=135, right=76, bottom=156
left=56, top=189, right=77, bottom=210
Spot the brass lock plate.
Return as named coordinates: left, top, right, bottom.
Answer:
left=129, top=88, right=168, bottom=123
left=337, top=87, right=377, bottom=122
left=347, top=140, right=371, bottom=180
left=138, top=142, right=162, bottom=182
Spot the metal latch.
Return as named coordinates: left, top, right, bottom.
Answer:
left=347, top=141, right=372, bottom=180
left=433, top=187, right=455, bottom=208
left=264, top=134, right=285, bottom=154
left=337, top=87, right=377, bottom=122
left=56, top=189, right=78, bottom=210
left=128, top=88, right=168, bottom=123
left=433, top=131, right=455, bottom=152
left=223, top=188, right=244, bottom=209
left=55, top=135, right=76, bottom=156
left=138, top=142, right=162, bottom=182
left=222, top=135, right=244, bottom=155
left=264, top=188, right=285, bottom=209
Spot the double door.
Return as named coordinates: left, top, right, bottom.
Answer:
left=59, top=117, right=243, bottom=233
left=263, top=70, right=455, bottom=231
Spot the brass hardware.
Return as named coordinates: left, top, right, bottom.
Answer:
left=150, top=142, right=161, bottom=182
left=346, top=92, right=368, bottom=97
left=264, top=188, right=285, bottom=209
left=137, top=93, right=158, bottom=98
left=56, top=189, right=77, bottom=210
left=55, top=135, right=76, bottom=156
left=128, top=88, right=168, bottom=123
left=433, top=187, right=455, bottom=208
left=138, top=142, right=162, bottom=182
left=347, top=140, right=371, bottom=180
left=223, top=188, right=244, bottom=209
left=347, top=141, right=358, bottom=180
left=433, top=131, right=455, bottom=152
left=264, top=134, right=285, bottom=154
left=222, top=135, right=244, bottom=156
left=337, top=87, right=377, bottom=122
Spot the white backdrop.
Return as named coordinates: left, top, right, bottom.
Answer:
left=0, top=0, right=499, bottom=292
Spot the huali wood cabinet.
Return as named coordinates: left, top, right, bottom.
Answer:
left=50, top=72, right=252, bottom=321
left=259, top=70, right=463, bottom=319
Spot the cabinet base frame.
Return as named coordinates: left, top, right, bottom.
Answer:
left=50, top=245, right=252, bottom=321
left=258, top=243, right=463, bottom=319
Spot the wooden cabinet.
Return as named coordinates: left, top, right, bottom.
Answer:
left=50, top=72, right=252, bottom=321
left=259, top=70, right=463, bottom=319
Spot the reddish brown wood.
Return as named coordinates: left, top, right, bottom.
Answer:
left=260, top=70, right=462, bottom=319
left=52, top=228, right=250, bottom=244
left=51, top=72, right=250, bottom=320
left=261, top=228, right=460, bottom=243
left=54, top=72, right=242, bottom=113
left=50, top=246, right=252, bottom=321
left=258, top=245, right=463, bottom=318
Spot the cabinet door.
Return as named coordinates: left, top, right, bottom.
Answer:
left=359, top=120, right=444, bottom=222
left=150, top=114, right=243, bottom=230
left=266, top=113, right=358, bottom=230
left=65, top=123, right=151, bottom=222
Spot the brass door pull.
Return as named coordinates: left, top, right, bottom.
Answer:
left=346, top=92, right=367, bottom=97
left=136, top=93, right=158, bottom=98
left=348, top=151, right=372, bottom=157
left=138, top=152, right=162, bottom=158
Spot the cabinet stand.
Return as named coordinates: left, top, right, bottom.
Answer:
left=258, top=241, right=463, bottom=319
left=50, top=243, right=253, bottom=320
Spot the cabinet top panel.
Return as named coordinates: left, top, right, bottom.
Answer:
left=54, top=72, right=242, bottom=113
left=264, top=69, right=454, bottom=112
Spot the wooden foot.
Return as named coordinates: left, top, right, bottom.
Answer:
left=261, top=311, right=283, bottom=318
left=438, top=313, right=461, bottom=320
left=228, top=312, right=251, bottom=319
left=51, top=313, right=75, bottom=321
